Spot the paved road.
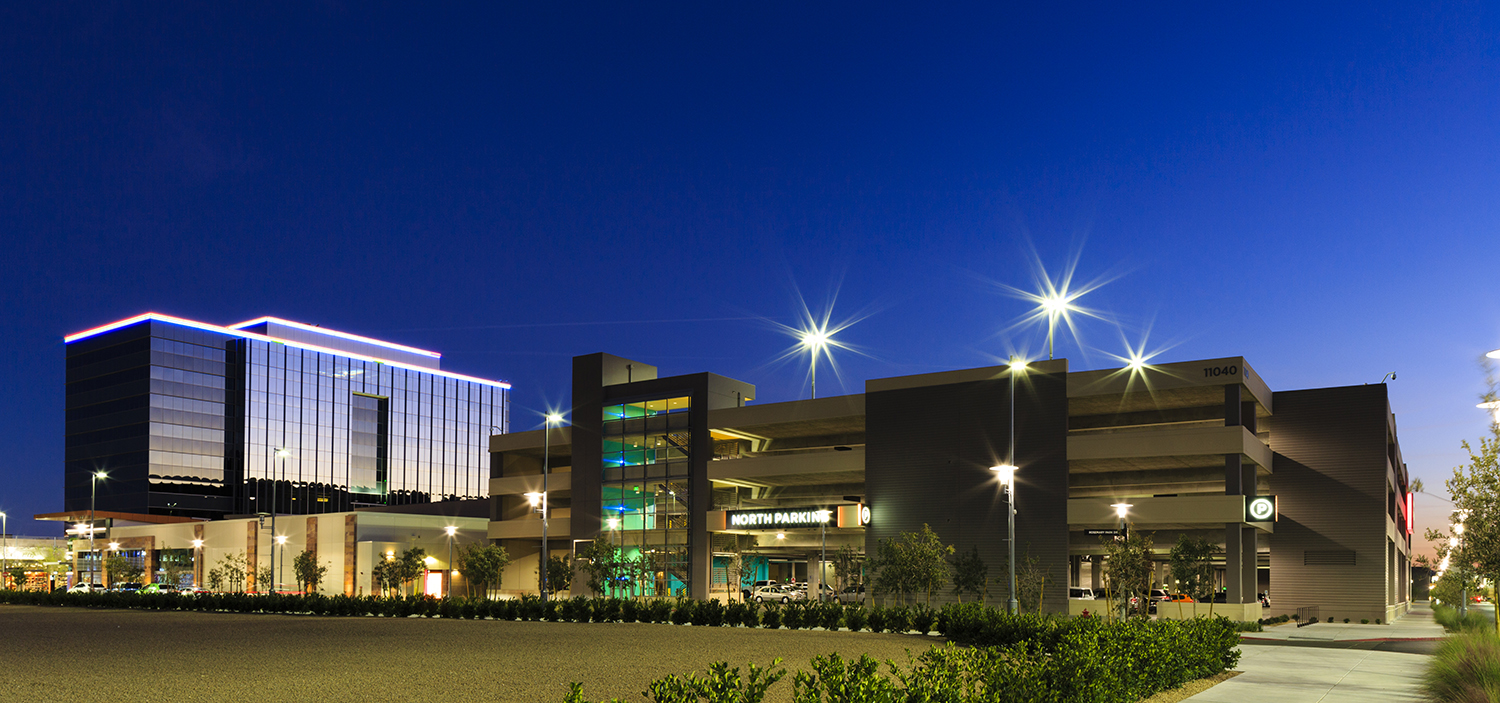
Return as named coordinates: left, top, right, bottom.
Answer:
left=0, top=605, right=933, bottom=703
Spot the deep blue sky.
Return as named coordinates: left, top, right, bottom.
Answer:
left=4, top=3, right=1498, bottom=556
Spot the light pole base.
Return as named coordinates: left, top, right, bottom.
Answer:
left=1008, top=598, right=1019, bottom=615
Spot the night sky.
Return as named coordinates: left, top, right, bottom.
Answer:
left=4, top=3, right=1498, bottom=556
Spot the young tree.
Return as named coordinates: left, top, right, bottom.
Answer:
left=545, top=554, right=574, bottom=596
left=292, top=550, right=329, bottom=594
left=869, top=524, right=953, bottom=605
left=577, top=540, right=623, bottom=597
left=833, top=544, right=864, bottom=597
left=370, top=560, right=398, bottom=597
left=257, top=566, right=275, bottom=593
left=1430, top=358, right=1500, bottom=635
left=395, top=547, right=428, bottom=596
left=1168, top=534, right=1216, bottom=605
left=456, top=543, right=511, bottom=598
left=104, top=554, right=144, bottom=586
left=206, top=552, right=248, bottom=592
left=1015, top=550, right=1053, bottom=614
left=949, top=546, right=988, bottom=603
left=1102, top=531, right=1155, bottom=618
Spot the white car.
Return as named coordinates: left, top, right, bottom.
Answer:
left=66, top=583, right=97, bottom=594
left=751, top=585, right=799, bottom=603
left=1069, top=587, right=1096, bottom=600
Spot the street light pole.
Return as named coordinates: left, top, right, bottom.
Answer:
left=990, top=357, right=1025, bottom=615
left=271, top=447, right=290, bottom=594
left=2, top=511, right=8, bottom=587
left=541, top=413, right=562, bottom=601
left=800, top=330, right=830, bottom=400
left=90, top=471, right=106, bottom=587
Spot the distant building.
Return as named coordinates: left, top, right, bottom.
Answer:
left=490, top=353, right=1415, bottom=623
left=62, top=314, right=510, bottom=521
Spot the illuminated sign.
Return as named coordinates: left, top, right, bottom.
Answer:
left=1246, top=496, right=1277, bottom=522
left=837, top=504, right=870, bottom=528
left=727, top=508, right=832, bottom=529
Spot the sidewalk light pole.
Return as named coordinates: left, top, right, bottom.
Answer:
left=90, top=470, right=107, bottom=587
left=991, top=357, right=1026, bottom=615
left=539, top=413, right=564, bottom=601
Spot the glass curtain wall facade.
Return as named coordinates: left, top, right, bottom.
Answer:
left=600, top=396, right=692, bottom=597
left=233, top=338, right=505, bottom=514
left=65, top=315, right=509, bottom=520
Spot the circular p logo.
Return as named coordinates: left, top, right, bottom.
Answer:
left=1248, top=497, right=1275, bottom=521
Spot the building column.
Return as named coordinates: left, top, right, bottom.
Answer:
left=1090, top=557, right=1102, bottom=591
left=1242, top=527, right=1257, bottom=601
left=246, top=521, right=258, bottom=592
left=343, top=515, right=356, bottom=596
left=192, top=523, right=205, bottom=587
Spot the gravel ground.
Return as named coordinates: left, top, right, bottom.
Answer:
left=0, top=605, right=939, bottom=703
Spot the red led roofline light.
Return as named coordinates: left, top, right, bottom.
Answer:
left=64, top=313, right=509, bottom=389
left=227, top=316, right=441, bottom=359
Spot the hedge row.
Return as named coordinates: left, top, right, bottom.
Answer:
left=4, top=589, right=1241, bottom=701
left=0, top=590, right=953, bottom=632
left=566, top=638, right=1242, bottom=703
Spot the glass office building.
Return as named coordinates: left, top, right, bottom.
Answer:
left=65, top=314, right=510, bottom=519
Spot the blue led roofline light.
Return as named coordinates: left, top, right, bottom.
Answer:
left=64, top=313, right=510, bottom=390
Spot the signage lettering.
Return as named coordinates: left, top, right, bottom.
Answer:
left=727, top=508, right=833, bottom=529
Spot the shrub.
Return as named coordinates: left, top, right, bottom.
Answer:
left=844, top=606, right=868, bottom=632
left=909, top=606, right=936, bottom=635
left=781, top=602, right=805, bottom=630
left=867, top=606, right=888, bottom=633
left=569, top=596, right=592, bottom=623
left=543, top=599, right=562, bottom=622
left=567, top=660, right=786, bottom=703
left=671, top=598, right=694, bottom=625
left=647, top=598, right=673, bottom=624
left=593, top=597, right=621, bottom=623
left=701, top=599, right=726, bottom=627
left=761, top=604, right=782, bottom=629
left=885, top=606, right=911, bottom=634
left=1343, top=618, right=1350, bottom=624
left=738, top=602, right=761, bottom=628
left=1422, top=631, right=1500, bottom=703
left=726, top=602, right=749, bottom=627
left=621, top=598, right=639, bottom=623
left=818, top=602, right=843, bottom=630
left=1361, top=619, right=1369, bottom=624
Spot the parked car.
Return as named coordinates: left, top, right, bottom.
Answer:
left=835, top=585, right=866, bottom=604
left=140, top=583, right=178, bottom=594
left=751, top=585, right=796, bottom=603
left=109, top=583, right=143, bottom=594
left=66, top=583, right=97, bottom=594
left=1069, top=587, right=1096, bottom=600
left=180, top=586, right=211, bottom=596
left=1149, top=589, right=1170, bottom=603
left=1161, top=593, right=1194, bottom=603
left=741, top=580, right=778, bottom=601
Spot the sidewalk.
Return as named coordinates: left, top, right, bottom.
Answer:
left=1242, top=601, right=1446, bottom=642
left=1182, top=602, right=1444, bottom=702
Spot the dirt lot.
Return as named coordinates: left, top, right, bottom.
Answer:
left=0, top=604, right=939, bottom=702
